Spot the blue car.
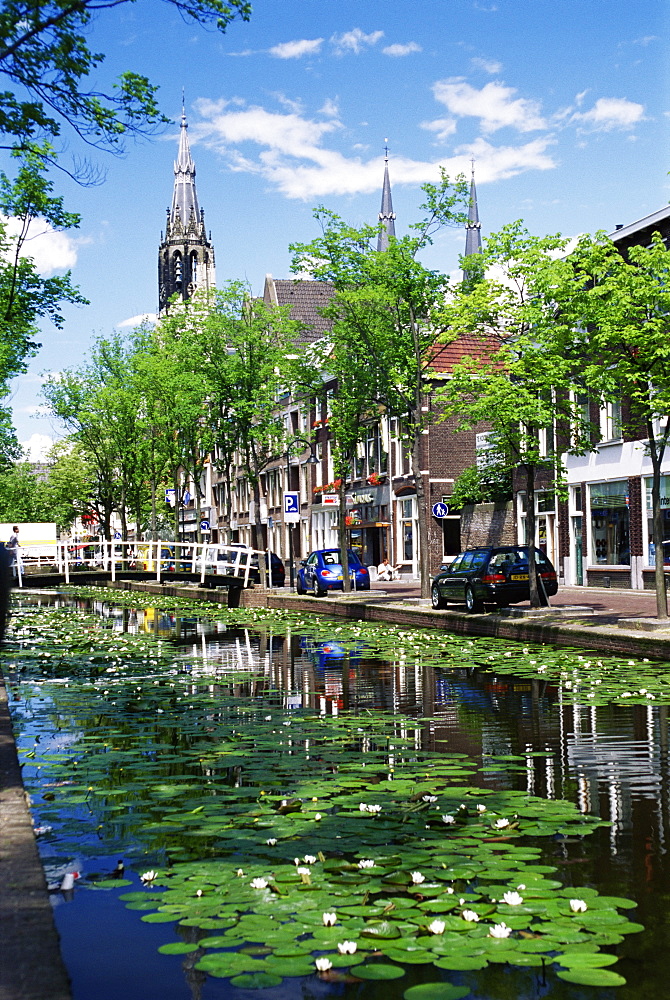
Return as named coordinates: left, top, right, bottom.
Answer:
left=296, top=548, right=370, bottom=596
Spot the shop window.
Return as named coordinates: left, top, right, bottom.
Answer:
left=645, top=476, right=670, bottom=567
left=589, top=481, right=630, bottom=565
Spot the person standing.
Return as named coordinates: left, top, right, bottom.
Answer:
left=6, top=525, right=20, bottom=575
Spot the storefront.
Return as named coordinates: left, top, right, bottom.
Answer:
left=347, top=485, right=390, bottom=567
left=644, top=475, right=670, bottom=570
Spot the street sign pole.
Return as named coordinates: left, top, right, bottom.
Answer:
left=283, top=491, right=300, bottom=589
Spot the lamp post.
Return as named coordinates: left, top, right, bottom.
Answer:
left=284, top=436, right=318, bottom=589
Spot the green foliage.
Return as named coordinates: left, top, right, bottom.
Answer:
left=290, top=172, right=470, bottom=596
left=450, top=464, right=512, bottom=508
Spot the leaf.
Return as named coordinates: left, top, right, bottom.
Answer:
left=557, top=968, right=626, bottom=986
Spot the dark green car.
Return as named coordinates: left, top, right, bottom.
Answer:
left=431, top=546, right=558, bottom=612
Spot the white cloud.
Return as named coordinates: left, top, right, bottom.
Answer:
left=572, top=96, right=645, bottom=131
left=319, top=98, right=340, bottom=118
left=470, top=56, right=502, bottom=74
left=421, top=117, right=457, bottom=142
left=382, top=42, right=421, bottom=57
left=3, top=217, right=79, bottom=275
left=116, top=313, right=157, bottom=328
left=330, top=28, right=384, bottom=55
left=432, top=78, right=546, bottom=133
left=20, top=432, right=54, bottom=461
left=195, top=99, right=557, bottom=200
left=269, top=38, right=323, bottom=59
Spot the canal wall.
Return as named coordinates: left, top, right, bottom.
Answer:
left=0, top=672, right=72, bottom=1000
left=107, top=581, right=670, bottom=663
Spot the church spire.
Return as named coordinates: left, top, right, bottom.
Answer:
left=158, top=102, right=216, bottom=315
left=171, top=109, right=200, bottom=228
left=463, top=161, right=482, bottom=279
left=377, top=140, right=396, bottom=252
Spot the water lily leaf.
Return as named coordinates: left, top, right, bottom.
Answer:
left=557, top=953, right=619, bottom=968
left=403, top=985, right=470, bottom=1000
left=229, top=973, right=283, bottom=988
left=141, top=912, right=178, bottom=923
left=434, top=955, right=488, bottom=970
left=557, top=968, right=626, bottom=986
left=157, top=942, right=200, bottom=955
left=261, top=957, right=316, bottom=976
left=355, top=963, right=406, bottom=979
left=360, top=921, right=401, bottom=940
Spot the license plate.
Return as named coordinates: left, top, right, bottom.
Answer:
left=510, top=573, right=529, bottom=581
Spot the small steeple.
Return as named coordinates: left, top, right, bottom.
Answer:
left=377, top=139, right=396, bottom=252
left=463, top=161, right=482, bottom=280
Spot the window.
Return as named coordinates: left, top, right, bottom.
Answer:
left=589, top=481, right=630, bottom=565
left=644, top=476, right=670, bottom=567
left=599, top=400, right=622, bottom=441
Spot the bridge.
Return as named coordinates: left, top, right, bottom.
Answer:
left=10, top=539, right=270, bottom=593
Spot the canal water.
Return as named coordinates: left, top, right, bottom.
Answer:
left=5, top=588, right=670, bottom=1000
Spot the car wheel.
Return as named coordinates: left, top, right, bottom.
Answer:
left=311, top=577, right=324, bottom=597
left=296, top=576, right=305, bottom=595
left=464, top=585, right=483, bottom=613
left=431, top=584, right=447, bottom=610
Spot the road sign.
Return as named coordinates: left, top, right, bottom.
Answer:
left=200, top=519, right=210, bottom=532
left=322, top=493, right=340, bottom=506
left=432, top=501, right=449, bottom=518
left=165, top=489, right=176, bottom=506
left=283, top=491, right=300, bottom=523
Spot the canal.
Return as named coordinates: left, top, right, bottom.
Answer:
left=4, top=587, right=670, bottom=1000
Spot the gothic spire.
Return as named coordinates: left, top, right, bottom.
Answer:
left=463, top=162, right=482, bottom=279
left=377, top=140, right=396, bottom=252
left=171, top=109, right=200, bottom=228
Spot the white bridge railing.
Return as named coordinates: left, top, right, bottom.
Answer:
left=12, top=540, right=267, bottom=589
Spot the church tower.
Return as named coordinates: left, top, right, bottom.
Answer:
left=377, top=141, right=396, bottom=252
left=158, top=108, right=216, bottom=314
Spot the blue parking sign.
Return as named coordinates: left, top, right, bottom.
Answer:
left=284, top=491, right=300, bottom=523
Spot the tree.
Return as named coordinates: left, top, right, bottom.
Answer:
left=290, top=172, right=469, bottom=597
left=439, top=222, right=586, bottom=608
left=558, top=232, right=670, bottom=619
left=0, top=0, right=250, bottom=457
left=197, top=284, right=307, bottom=550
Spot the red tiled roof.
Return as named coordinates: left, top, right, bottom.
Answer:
left=426, top=334, right=499, bottom=374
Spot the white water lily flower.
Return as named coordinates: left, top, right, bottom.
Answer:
left=315, top=957, right=332, bottom=972
left=570, top=898, right=588, bottom=913
left=502, top=891, right=523, bottom=906
left=296, top=867, right=310, bottom=876
left=250, top=877, right=268, bottom=889
left=462, top=910, right=480, bottom=922
left=442, top=814, right=456, bottom=825
left=322, top=912, right=337, bottom=926
left=489, top=922, right=512, bottom=938
left=358, top=859, right=375, bottom=869
left=337, top=941, right=357, bottom=954
left=235, top=868, right=244, bottom=877
left=359, top=802, right=368, bottom=812
left=422, top=795, right=438, bottom=803
left=303, top=855, right=317, bottom=864
left=445, top=887, right=454, bottom=894
left=314, top=813, right=322, bottom=821
left=367, top=804, right=382, bottom=814
left=266, top=838, right=277, bottom=846
left=428, top=919, right=446, bottom=934
left=494, top=818, right=510, bottom=829
left=411, top=871, right=425, bottom=884
left=476, top=804, right=487, bottom=813
left=140, top=870, right=157, bottom=883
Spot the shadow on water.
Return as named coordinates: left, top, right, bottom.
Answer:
left=5, top=590, right=670, bottom=999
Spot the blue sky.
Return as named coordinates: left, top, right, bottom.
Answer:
left=9, top=0, right=669, bottom=456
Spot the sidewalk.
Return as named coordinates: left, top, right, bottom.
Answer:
left=369, top=580, right=667, bottom=626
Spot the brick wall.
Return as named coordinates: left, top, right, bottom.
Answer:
left=460, top=502, right=515, bottom=548
left=629, top=476, right=643, bottom=557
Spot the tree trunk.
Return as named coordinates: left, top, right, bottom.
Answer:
left=525, top=463, right=546, bottom=608
left=338, top=476, right=351, bottom=593
left=411, top=427, right=431, bottom=598
left=150, top=476, right=157, bottom=540
left=648, top=422, right=669, bottom=619
left=173, top=471, right=181, bottom=542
